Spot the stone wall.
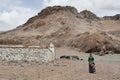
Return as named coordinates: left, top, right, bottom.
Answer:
left=0, top=47, right=55, bottom=63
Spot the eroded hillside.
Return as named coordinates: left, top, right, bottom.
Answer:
left=0, top=6, right=120, bottom=53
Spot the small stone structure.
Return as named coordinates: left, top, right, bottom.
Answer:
left=0, top=43, right=55, bottom=63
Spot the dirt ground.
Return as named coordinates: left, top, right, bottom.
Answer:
left=0, top=47, right=120, bottom=80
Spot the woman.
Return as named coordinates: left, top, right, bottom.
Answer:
left=88, top=53, right=96, bottom=73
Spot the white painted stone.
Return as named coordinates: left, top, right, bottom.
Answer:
left=49, top=42, right=56, bottom=61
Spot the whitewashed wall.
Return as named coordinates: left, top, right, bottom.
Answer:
left=0, top=47, right=55, bottom=63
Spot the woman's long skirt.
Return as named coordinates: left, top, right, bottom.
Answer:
left=89, top=63, right=96, bottom=73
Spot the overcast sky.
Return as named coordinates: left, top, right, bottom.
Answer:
left=0, top=0, right=120, bottom=31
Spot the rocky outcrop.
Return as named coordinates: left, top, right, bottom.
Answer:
left=38, top=6, right=78, bottom=18
left=77, top=10, right=99, bottom=20
left=103, top=14, right=120, bottom=20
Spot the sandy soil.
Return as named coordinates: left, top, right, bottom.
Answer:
left=0, top=47, right=120, bottom=80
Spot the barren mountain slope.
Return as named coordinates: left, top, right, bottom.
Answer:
left=0, top=6, right=120, bottom=53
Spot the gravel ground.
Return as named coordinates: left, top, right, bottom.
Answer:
left=0, top=47, right=119, bottom=80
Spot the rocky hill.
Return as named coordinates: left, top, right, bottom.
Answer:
left=103, top=14, right=120, bottom=20
left=0, top=6, right=120, bottom=54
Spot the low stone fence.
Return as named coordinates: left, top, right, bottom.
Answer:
left=0, top=45, right=55, bottom=63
